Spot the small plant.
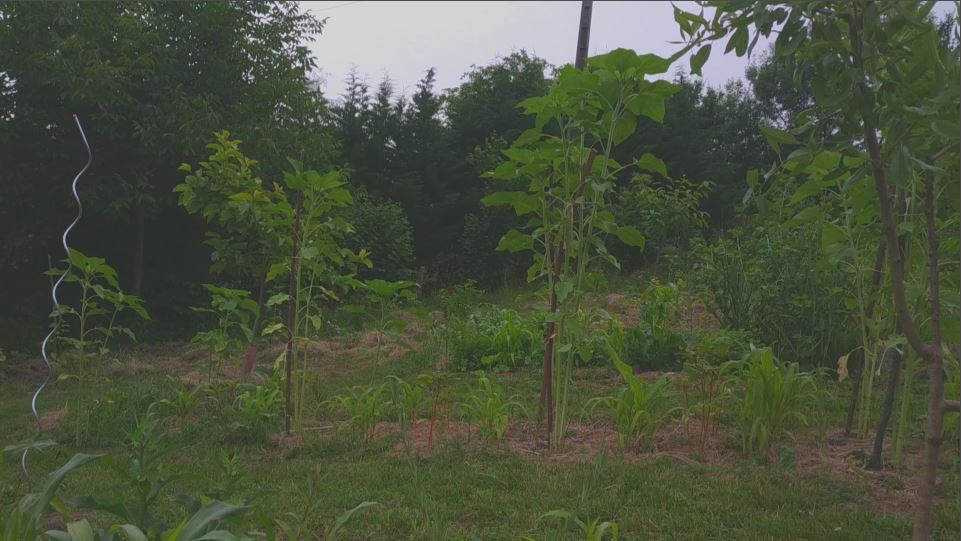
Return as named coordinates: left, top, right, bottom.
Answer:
left=438, top=279, right=484, bottom=321
left=1, top=443, right=100, bottom=541
left=446, top=306, right=542, bottom=371
left=67, top=411, right=176, bottom=532
left=386, top=375, right=425, bottom=439
left=190, top=284, right=259, bottom=375
left=262, top=469, right=376, bottom=541
left=324, top=384, right=389, bottom=442
left=694, top=329, right=753, bottom=366
left=459, top=372, right=526, bottom=441
left=158, top=378, right=202, bottom=431
left=227, top=380, right=283, bottom=442
left=586, top=348, right=677, bottom=450
left=728, top=346, right=818, bottom=457
left=346, top=279, right=417, bottom=364
left=677, top=359, right=730, bottom=454
left=46, top=248, right=149, bottom=357
left=525, top=509, right=619, bottom=541
left=622, top=280, right=686, bottom=370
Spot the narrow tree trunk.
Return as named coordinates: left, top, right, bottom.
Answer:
left=241, top=257, right=270, bottom=378
left=868, top=191, right=909, bottom=469
left=867, top=324, right=903, bottom=469
left=912, top=167, right=948, bottom=541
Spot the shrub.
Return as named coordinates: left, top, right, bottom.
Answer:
left=693, top=329, right=753, bottom=366
left=341, top=192, right=414, bottom=280
left=611, top=175, right=711, bottom=270
left=690, top=225, right=854, bottom=368
left=619, top=280, right=687, bottom=371
left=445, top=306, right=543, bottom=371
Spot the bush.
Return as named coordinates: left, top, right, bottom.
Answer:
left=690, top=225, right=854, bottom=368
left=445, top=305, right=543, bottom=371
left=341, top=192, right=414, bottom=280
left=618, top=280, right=688, bottom=371
left=611, top=175, right=711, bottom=271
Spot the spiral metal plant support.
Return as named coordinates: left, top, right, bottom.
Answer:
left=20, top=114, right=92, bottom=490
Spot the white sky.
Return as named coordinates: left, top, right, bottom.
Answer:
left=301, top=1, right=764, bottom=98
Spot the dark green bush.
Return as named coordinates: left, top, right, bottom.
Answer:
left=341, top=192, right=414, bottom=280
left=611, top=175, right=711, bottom=271
left=445, top=305, right=543, bottom=371
left=689, top=225, right=854, bottom=367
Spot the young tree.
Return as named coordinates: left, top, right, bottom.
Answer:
left=484, top=48, right=677, bottom=448
left=675, top=2, right=959, bottom=538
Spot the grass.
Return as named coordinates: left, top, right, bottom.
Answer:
left=1, top=336, right=958, bottom=539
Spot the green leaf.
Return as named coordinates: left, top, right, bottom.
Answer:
left=65, top=519, right=95, bottom=541
left=789, top=179, right=827, bottom=205
left=760, top=125, right=798, bottom=153
left=481, top=192, right=540, bottom=215
left=495, top=230, right=533, bottom=253
left=690, top=44, right=711, bottom=76
left=612, top=115, right=637, bottom=145
left=176, top=501, right=249, bottom=541
left=625, top=94, right=665, bottom=122
left=267, top=293, right=289, bottom=306
left=555, top=280, right=575, bottom=303
left=328, top=501, right=377, bottom=540
left=615, top=227, right=646, bottom=249
left=635, top=154, right=667, bottom=177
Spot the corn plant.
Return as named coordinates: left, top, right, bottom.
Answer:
left=525, top=509, right=619, bottom=541
left=158, top=378, right=202, bottom=431
left=227, top=381, right=283, bottom=442
left=586, top=348, right=676, bottom=450
left=45, top=500, right=251, bottom=541
left=459, top=372, right=526, bottom=441
left=1, top=442, right=99, bottom=541
left=482, top=48, right=676, bottom=448
left=323, top=384, right=389, bottom=442
left=386, top=375, right=425, bottom=439
left=727, top=346, right=818, bottom=457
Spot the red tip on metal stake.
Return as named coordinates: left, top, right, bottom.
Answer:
left=72, top=113, right=77, bottom=118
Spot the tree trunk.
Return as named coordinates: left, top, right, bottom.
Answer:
left=867, top=325, right=903, bottom=469
left=868, top=191, right=908, bottom=469
left=911, top=166, right=948, bottom=541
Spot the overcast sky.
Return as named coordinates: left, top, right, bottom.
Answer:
left=301, top=1, right=767, bottom=98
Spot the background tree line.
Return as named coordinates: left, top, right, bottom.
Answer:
left=2, top=1, right=812, bottom=354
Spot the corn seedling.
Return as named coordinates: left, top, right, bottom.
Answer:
left=386, top=375, right=425, bottom=442
left=324, top=384, right=389, bottom=442
left=459, top=372, right=526, bottom=441
left=586, top=348, right=676, bottom=450
left=524, top=509, right=619, bottom=541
